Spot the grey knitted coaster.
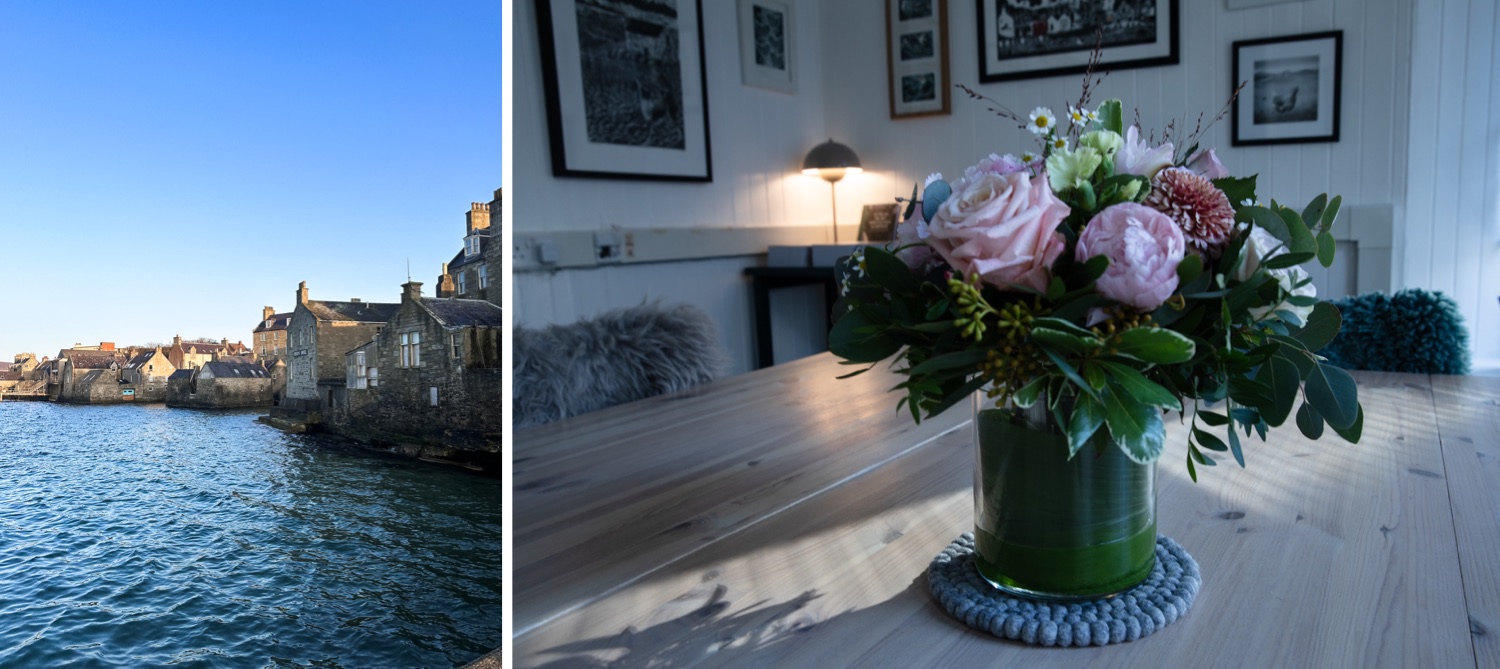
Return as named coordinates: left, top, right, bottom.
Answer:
left=928, top=533, right=1200, bottom=646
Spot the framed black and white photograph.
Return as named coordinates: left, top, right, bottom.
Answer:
left=887, top=0, right=949, bottom=119
left=1232, top=31, right=1342, bottom=146
left=535, top=0, right=712, bottom=181
left=976, top=0, right=1178, bottom=83
left=737, top=0, right=796, bottom=94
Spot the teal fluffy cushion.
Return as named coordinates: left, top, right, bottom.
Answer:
left=1321, top=289, right=1471, bottom=375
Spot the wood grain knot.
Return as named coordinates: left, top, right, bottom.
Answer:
left=1296, top=514, right=1305, bottom=521
left=882, top=529, right=904, bottom=544
left=1380, top=525, right=1393, bottom=536
left=1236, top=527, right=1248, bottom=534
left=746, top=460, right=760, bottom=467
left=1472, top=616, right=1489, bottom=637
left=1406, top=468, right=1442, bottom=479
left=1218, top=511, right=1245, bottom=520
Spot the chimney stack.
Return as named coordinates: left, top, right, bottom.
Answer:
left=263, top=306, right=275, bottom=321
left=402, top=281, right=423, bottom=304
left=297, top=281, right=309, bottom=306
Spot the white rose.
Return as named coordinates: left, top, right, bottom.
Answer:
left=1235, top=225, right=1316, bottom=323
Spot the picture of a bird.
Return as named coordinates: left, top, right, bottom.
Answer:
left=1273, top=86, right=1299, bottom=113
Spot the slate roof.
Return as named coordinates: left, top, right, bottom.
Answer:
left=448, top=230, right=494, bottom=271
left=65, top=352, right=122, bottom=369
left=0, top=362, right=10, bottom=372
left=126, top=351, right=164, bottom=368
left=77, top=369, right=112, bottom=384
left=419, top=298, right=504, bottom=328
left=168, top=369, right=194, bottom=381
left=203, top=361, right=269, bottom=378
left=254, top=313, right=293, bottom=333
left=306, top=300, right=400, bottom=324
left=0, top=370, right=19, bottom=381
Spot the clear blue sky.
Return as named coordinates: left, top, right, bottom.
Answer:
left=0, top=1, right=501, bottom=359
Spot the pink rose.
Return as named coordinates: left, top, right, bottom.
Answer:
left=1186, top=148, right=1228, bottom=180
left=1076, top=202, right=1185, bottom=311
left=926, top=172, right=1069, bottom=292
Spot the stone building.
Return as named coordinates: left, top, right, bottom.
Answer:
left=281, top=281, right=399, bottom=420
left=330, top=281, right=503, bottom=464
left=53, top=351, right=129, bottom=403
left=166, top=360, right=280, bottom=409
left=253, top=306, right=293, bottom=364
left=436, top=189, right=503, bottom=304
left=120, top=347, right=176, bottom=402
left=164, top=336, right=248, bottom=371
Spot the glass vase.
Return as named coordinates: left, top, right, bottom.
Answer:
left=972, top=391, right=1157, bottom=600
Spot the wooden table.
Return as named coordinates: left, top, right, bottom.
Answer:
left=513, top=354, right=1499, bottom=668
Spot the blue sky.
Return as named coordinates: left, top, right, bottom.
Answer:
left=0, top=1, right=501, bottom=359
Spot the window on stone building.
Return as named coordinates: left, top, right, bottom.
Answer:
left=479, top=265, right=488, bottom=289
left=369, top=366, right=378, bottom=387
left=457, top=271, right=467, bottom=294
left=465, top=235, right=480, bottom=257
left=400, top=333, right=410, bottom=367
left=400, top=332, right=421, bottom=367
left=451, top=333, right=462, bottom=361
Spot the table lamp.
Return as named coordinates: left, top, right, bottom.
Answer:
left=802, top=139, right=862, bottom=243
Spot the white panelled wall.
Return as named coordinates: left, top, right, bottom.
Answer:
left=513, top=0, right=1500, bottom=374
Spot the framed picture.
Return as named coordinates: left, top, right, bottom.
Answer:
left=976, top=0, right=1179, bottom=83
left=535, top=0, right=713, bottom=181
left=1232, top=31, right=1342, bottom=146
left=858, top=203, right=900, bottom=242
left=737, top=0, right=796, bottom=94
left=887, top=0, right=950, bottom=118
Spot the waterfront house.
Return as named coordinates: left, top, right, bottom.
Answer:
left=54, top=350, right=128, bottom=404
left=120, top=347, right=176, bottom=402
left=253, top=306, right=293, bottom=365
left=330, top=280, right=503, bottom=459
left=166, top=359, right=277, bottom=409
left=280, top=281, right=398, bottom=421
left=435, top=190, right=503, bottom=305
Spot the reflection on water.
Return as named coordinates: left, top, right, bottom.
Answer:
left=0, top=402, right=502, bottom=667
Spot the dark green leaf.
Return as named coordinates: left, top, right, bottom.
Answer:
left=1186, top=450, right=1199, bottom=482
left=1098, top=360, right=1182, bottom=411
left=1101, top=383, right=1167, bottom=463
left=924, top=374, right=990, bottom=419
left=1227, top=417, right=1245, bottom=467
left=924, top=298, right=950, bottom=321
left=1067, top=392, right=1106, bottom=458
left=1198, top=410, right=1229, bottom=426
left=1320, top=195, right=1342, bottom=233
left=828, top=310, right=901, bottom=362
left=1331, top=404, right=1363, bottom=443
left=1236, top=206, right=1291, bottom=245
left=1176, top=253, right=1203, bottom=286
left=906, top=349, right=989, bottom=376
left=1193, top=426, right=1229, bottom=452
left=1305, top=363, right=1360, bottom=430
left=1214, top=175, right=1258, bottom=207
left=1081, top=361, right=1107, bottom=391
left=1040, top=348, right=1099, bottom=401
left=1045, top=276, right=1066, bottom=301
left=1292, top=302, right=1342, bottom=352
left=1032, top=317, right=1095, bottom=339
left=1261, top=251, right=1316, bottom=270
left=1295, top=401, right=1325, bottom=440
left=1113, top=327, right=1196, bottom=364
left=1034, top=327, right=1102, bottom=356
left=1280, top=206, right=1317, bottom=256
left=863, top=247, right=918, bottom=292
left=903, top=183, right=918, bottom=221
left=1013, top=376, right=1047, bottom=408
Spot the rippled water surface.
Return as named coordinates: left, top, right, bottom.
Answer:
left=0, top=402, right=503, bottom=667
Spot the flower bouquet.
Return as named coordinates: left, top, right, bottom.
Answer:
left=830, top=86, right=1363, bottom=598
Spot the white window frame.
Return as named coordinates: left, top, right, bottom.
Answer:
left=411, top=332, right=421, bottom=366
left=451, top=333, right=462, bottom=360
left=400, top=333, right=411, bottom=367
left=457, top=271, right=467, bottom=294
left=478, top=264, right=488, bottom=289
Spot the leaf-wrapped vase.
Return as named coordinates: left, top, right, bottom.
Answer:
left=973, top=391, right=1157, bottom=599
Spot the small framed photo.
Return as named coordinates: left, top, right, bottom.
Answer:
left=887, top=0, right=950, bottom=119
left=737, top=0, right=796, bottom=94
left=858, top=204, right=901, bottom=242
left=535, top=0, right=713, bottom=181
left=1232, top=31, right=1342, bottom=146
left=977, top=0, right=1178, bottom=83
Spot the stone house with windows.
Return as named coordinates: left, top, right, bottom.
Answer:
left=280, top=281, right=399, bottom=421
left=166, top=360, right=278, bottom=409
left=436, top=189, right=502, bottom=304
left=120, top=347, right=175, bottom=402
left=53, top=351, right=130, bottom=403
left=330, top=280, right=503, bottom=465
left=253, top=306, right=293, bottom=364
left=164, top=336, right=249, bottom=371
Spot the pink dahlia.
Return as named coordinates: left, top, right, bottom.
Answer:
left=1144, top=168, right=1237, bottom=256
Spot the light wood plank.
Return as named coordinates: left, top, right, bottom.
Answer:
left=1431, top=374, right=1500, bottom=667
left=512, top=354, right=968, bottom=634
left=514, top=369, right=1475, bottom=668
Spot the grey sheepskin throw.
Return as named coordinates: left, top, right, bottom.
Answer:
left=1322, top=289, right=1471, bottom=375
left=513, top=302, right=728, bottom=428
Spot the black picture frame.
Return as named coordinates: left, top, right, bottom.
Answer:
left=887, top=0, right=950, bottom=119
left=976, top=0, right=1178, bottom=83
left=535, top=0, right=713, bottom=181
left=1231, top=31, right=1342, bottom=146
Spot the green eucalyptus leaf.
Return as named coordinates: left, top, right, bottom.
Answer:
left=1321, top=195, right=1342, bottom=233
left=1305, top=362, right=1360, bottom=430
left=1254, top=355, right=1301, bottom=427
left=829, top=309, right=901, bottom=363
left=863, top=247, right=918, bottom=292
left=1067, top=392, right=1106, bottom=458
left=1097, top=360, right=1182, bottom=411
left=1295, top=401, right=1325, bottom=440
left=1176, top=253, right=1203, bottom=285
left=1101, top=383, right=1166, bottom=464
left=1185, top=450, right=1199, bottom=482
left=921, top=180, right=951, bottom=223
left=1198, top=410, right=1229, bottom=426
left=1316, top=231, right=1337, bottom=267
left=1301, top=194, right=1327, bottom=233
left=1213, top=175, right=1258, bottom=207
left=1236, top=206, right=1291, bottom=245
left=1193, top=426, right=1229, bottom=452
left=1331, top=404, right=1363, bottom=443
left=1226, top=416, right=1245, bottom=467
left=1292, top=302, right=1342, bottom=352
left=905, top=349, right=989, bottom=376
left=1113, top=327, right=1196, bottom=364
left=1261, top=251, right=1317, bottom=270
left=1280, top=206, right=1318, bottom=255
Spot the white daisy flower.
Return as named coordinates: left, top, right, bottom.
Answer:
left=1085, top=107, right=1100, bottom=123
left=1020, top=151, right=1040, bottom=165
left=1027, top=107, right=1056, bottom=135
left=1068, top=106, right=1088, bottom=127
left=1051, top=136, right=1069, bottom=152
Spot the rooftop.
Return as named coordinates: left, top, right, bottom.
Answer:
left=305, top=300, right=400, bottom=324
left=420, top=297, right=504, bottom=328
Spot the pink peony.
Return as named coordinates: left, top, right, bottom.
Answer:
left=926, top=171, right=1069, bottom=292
left=1115, top=125, right=1175, bottom=180
left=1076, top=202, right=1186, bottom=311
left=1186, top=148, right=1228, bottom=180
